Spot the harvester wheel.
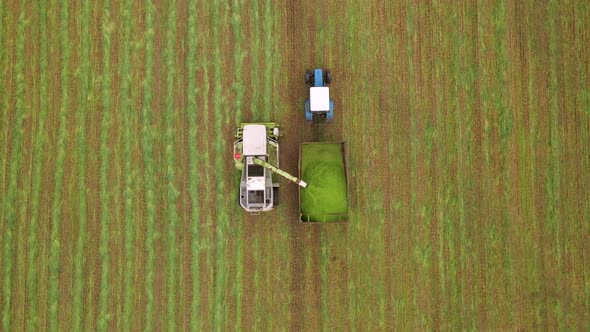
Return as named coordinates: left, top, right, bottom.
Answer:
left=305, top=70, right=312, bottom=85
left=273, top=187, right=279, bottom=206
left=325, top=70, right=332, bottom=84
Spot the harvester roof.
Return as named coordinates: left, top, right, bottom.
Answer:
left=243, top=124, right=267, bottom=156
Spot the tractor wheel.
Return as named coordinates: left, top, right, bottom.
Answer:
left=305, top=70, right=312, bottom=85
left=325, top=70, right=332, bottom=84
left=273, top=187, right=279, bottom=206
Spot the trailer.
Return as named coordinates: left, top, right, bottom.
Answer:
left=299, top=142, right=349, bottom=222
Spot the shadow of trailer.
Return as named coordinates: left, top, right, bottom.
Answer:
left=298, top=142, right=349, bottom=223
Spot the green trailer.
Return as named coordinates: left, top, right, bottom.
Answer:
left=299, top=142, right=349, bottom=223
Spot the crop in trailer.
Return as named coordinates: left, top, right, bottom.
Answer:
left=300, top=144, right=347, bottom=222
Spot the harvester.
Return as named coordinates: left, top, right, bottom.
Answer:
left=234, top=123, right=307, bottom=214
left=305, top=68, right=334, bottom=122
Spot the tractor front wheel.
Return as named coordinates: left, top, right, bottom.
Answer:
left=305, top=70, right=312, bottom=85
left=325, top=70, right=332, bottom=84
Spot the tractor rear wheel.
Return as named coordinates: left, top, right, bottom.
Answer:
left=305, top=70, right=312, bottom=85
left=273, top=187, right=279, bottom=206
left=325, top=70, right=332, bottom=84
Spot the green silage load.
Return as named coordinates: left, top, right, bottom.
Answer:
left=300, top=143, right=348, bottom=222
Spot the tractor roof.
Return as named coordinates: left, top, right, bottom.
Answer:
left=243, top=124, right=267, bottom=156
left=310, top=87, right=330, bottom=112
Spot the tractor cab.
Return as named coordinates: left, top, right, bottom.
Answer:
left=305, top=68, right=334, bottom=122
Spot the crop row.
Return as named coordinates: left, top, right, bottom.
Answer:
left=250, top=0, right=261, bottom=121
left=48, top=0, right=71, bottom=330
left=231, top=0, right=244, bottom=330
left=120, top=0, right=135, bottom=329
left=141, top=0, right=157, bottom=329
left=2, top=6, right=26, bottom=331
left=187, top=0, right=201, bottom=330
left=26, top=1, right=50, bottom=330
left=212, top=0, right=229, bottom=329
left=97, top=1, right=113, bottom=330
left=0, top=0, right=5, bottom=222
left=164, top=0, right=180, bottom=329
left=71, top=0, right=92, bottom=330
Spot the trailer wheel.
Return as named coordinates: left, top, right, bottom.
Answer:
left=305, top=70, right=312, bottom=85
left=325, top=70, right=332, bottom=84
left=273, top=187, right=279, bottom=206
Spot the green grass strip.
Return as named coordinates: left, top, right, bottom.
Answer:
left=250, top=0, right=261, bottom=121
left=450, top=6, right=464, bottom=329
left=576, top=3, right=590, bottom=328
left=344, top=2, right=358, bottom=328
left=383, top=8, right=405, bottom=327
left=187, top=0, right=201, bottom=330
left=492, top=1, right=514, bottom=324
left=271, top=8, right=289, bottom=326
left=27, top=1, right=49, bottom=330
left=211, top=0, right=229, bottom=330
left=461, top=5, right=479, bottom=328
left=546, top=0, right=564, bottom=328
left=232, top=0, right=244, bottom=123
left=434, top=4, right=448, bottom=329
left=48, top=0, right=71, bottom=330
left=262, top=0, right=272, bottom=120
left=120, top=0, right=135, bottom=329
left=97, top=1, right=113, bottom=330
left=253, top=239, right=261, bottom=330
left=164, top=0, right=180, bottom=329
left=320, top=229, right=329, bottom=330
left=525, top=11, right=544, bottom=325
left=476, top=1, right=494, bottom=324
left=231, top=0, right=244, bottom=329
left=71, top=0, right=92, bottom=330
left=2, top=6, right=26, bottom=331
left=404, top=2, right=423, bottom=329
left=200, top=38, right=214, bottom=331
left=141, top=0, right=157, bottom=329
left=0, top=0, right=5, bottom=221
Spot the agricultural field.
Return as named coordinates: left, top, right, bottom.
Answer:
left=1, top=0, right=589, bottom=330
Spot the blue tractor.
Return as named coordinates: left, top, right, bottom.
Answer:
left=305, top=68, right=333, bottom=122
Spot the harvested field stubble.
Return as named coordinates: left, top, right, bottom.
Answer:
left=0, top=0, right=588, bottom=331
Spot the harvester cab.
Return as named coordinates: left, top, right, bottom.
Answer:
left=305, top=68, right=334, bottom=123
left=234, top=123, right=307, bottom=214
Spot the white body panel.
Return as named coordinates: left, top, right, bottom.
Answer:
left=247, top=176, right=266, bottom=191
left=310, top=87, right=330, bottom=112
left=242, top=124, right=267, bottom=155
